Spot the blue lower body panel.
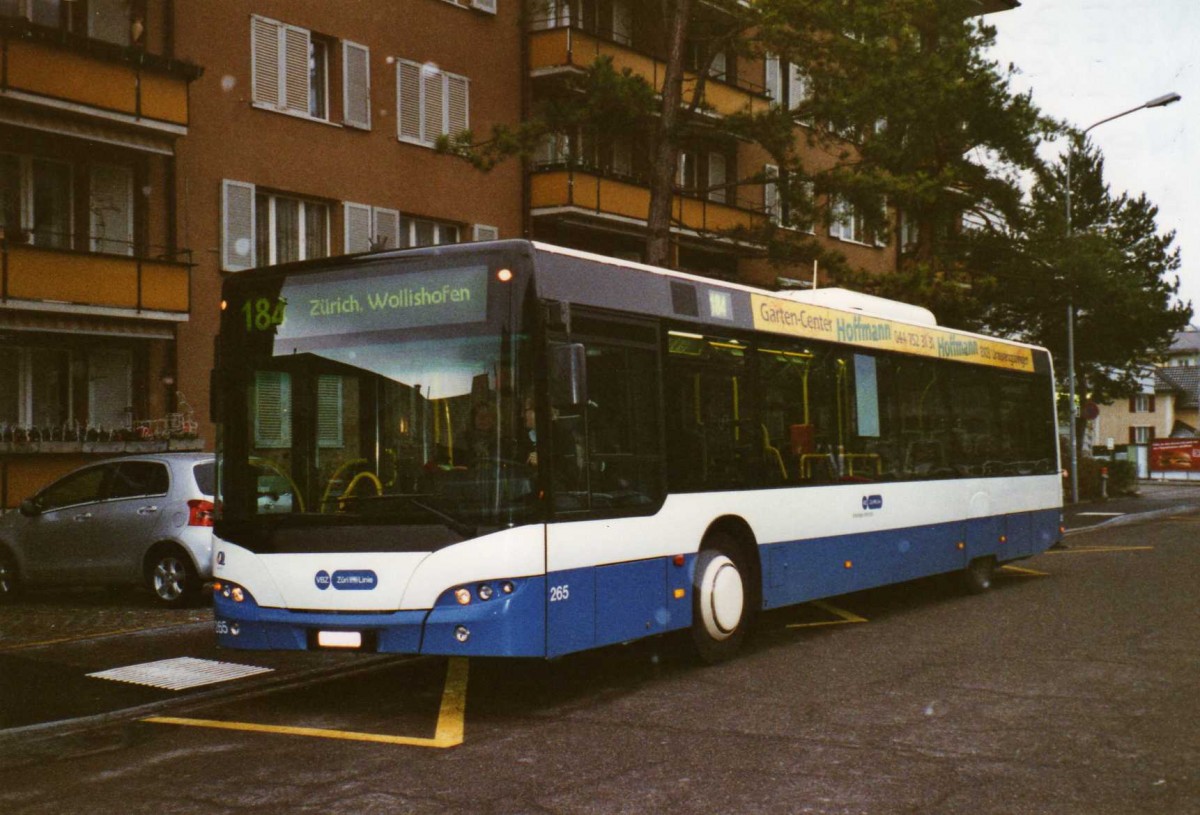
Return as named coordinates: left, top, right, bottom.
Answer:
left=762, top=508, right=1061, bottom=610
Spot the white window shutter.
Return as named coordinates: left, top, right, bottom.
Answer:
left=373, top=207, right=401, bottom=250
left=472, top=224, right=499, bottom=242
left=255, top=371, right=291, bottom=448
left=765, top=53, right=781, bottom=102
left=397, top=60, right=423, bottom=143
left=342, top=41, right=371, bottom=129
left=343, top=202, right=373, bottom=254
left=222, top=179, right=257, bottom=271
left=423, top=69, right=445, bottom=143
left=707, top=153, right=727, bottom=203
left=446, top=73, right=469, bottom=136
left=470, top=0, right=497, bottom=14
left=764, top=164, right=780, bottom=224
left=317, top=375, right=344, bottom=448
left=282, top=25, right=311, bottom=114
left=251, top=16, right=281, bottom=108
left=789, top=64, right=808, bottom=111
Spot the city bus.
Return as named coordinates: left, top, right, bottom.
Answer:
left=211, top=240, right=1062, bottom=662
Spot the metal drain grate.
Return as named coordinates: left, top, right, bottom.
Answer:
left=88, top=657, right=274, bottom=691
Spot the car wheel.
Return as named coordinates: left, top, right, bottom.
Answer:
left=147, top=546, right=198, bottom=607
left=690, top=532, right=755, bottom=664
left=0, top=548, right=19, bottom=601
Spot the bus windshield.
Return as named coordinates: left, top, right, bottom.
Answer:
left=217, top=253, right=536, bottom=544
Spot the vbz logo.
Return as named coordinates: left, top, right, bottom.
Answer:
left=314, top=570, right=332, bottom=590
left=862, top=494, right=883, bottom=511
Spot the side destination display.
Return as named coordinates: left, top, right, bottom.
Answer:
left=751, top=293, right=1035, bottom=373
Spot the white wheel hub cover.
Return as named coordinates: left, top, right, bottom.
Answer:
left=700, top=554, right=744, bottom=640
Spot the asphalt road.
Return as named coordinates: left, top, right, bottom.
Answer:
left=0, top=493, right=1196, bottom=814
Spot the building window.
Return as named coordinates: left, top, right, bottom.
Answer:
left=0, top=345, right=71, bottom=429
left=89, top=163, right=134, bottom=256
left=254, top=192, right=329, bottom=266
left=398, top=215, right=460, bottom=248
left=1131, top=426, right=1153, bottom=445
left=1, top=153, right=74, bottom=250
left=0, top=0, right=63, bottom=28
left=251, top=16, right=345, bottom=123
left=1131, top=394, right=1155, bottom=413
left=829, top=196, right=880, bottom=245
left=88, top=0, right=136, bottom=45
left=397, top=59, right=470, bottom=147
left=253, top=371, right=344, bottom=449
left=530, top=0, right=572, bottom=29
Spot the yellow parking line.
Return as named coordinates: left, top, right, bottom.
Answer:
left=999, top=565, right=1049, bottom=577
left=1045, top=546, right=1154, bottom=555
left=786, top=600, right=869, bottom=629
left=145, top=656, right=470, bottom=749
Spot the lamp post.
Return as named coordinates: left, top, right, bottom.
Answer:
left=1064, top=92, right=1181, bottom=504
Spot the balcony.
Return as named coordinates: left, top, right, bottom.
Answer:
left=1, top=241, right=190, bottom=317
left=0, top=17, right=201, bottom=133
left=529, top=27, right=769, bottom=120
left=531, top=168, right=768, bottom=242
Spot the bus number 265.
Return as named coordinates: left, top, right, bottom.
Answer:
left=549, top=584, right=570, bottom=602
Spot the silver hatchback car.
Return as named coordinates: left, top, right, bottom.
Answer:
left=0, top=453, right=215, bottom=606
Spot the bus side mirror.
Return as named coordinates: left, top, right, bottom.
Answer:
left=19, top=498, right=40, bottom=517
left=550, top=343, right=587, bottom=408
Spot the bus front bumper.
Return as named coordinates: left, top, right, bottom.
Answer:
left=212, top=576, right=547, bottom=658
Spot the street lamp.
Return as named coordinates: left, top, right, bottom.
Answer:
left=1064, top=91, right=1181, bottom=504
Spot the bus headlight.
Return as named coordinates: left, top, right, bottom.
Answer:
left=477, top=583, right=494, bottom=601
left=454, top=588, right=472, bottom=606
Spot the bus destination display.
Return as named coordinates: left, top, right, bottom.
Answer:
left=236, top=265, right=489, bottom=340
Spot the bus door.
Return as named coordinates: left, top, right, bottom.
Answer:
left=543, top=311, right=666, bottom=657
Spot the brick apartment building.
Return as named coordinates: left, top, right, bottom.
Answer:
left=0, top=0, right=1015, bottom=507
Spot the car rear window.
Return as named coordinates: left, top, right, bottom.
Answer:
left=194, top=462, right=216, bottom=496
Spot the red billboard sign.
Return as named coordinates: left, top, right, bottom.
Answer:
left=1150, top=439, right=1200, bottom=472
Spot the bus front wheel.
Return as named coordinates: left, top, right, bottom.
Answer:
left=961, top=556, right=997, bottom=595
left=691, top=534, right=752, bottom=663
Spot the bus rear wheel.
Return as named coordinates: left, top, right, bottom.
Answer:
left=691, top=534, right=753, bottom=663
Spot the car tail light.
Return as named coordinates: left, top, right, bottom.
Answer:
left=188, top=499, right=215, bottom=527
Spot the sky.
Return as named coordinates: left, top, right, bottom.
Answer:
left=985, top=0, right=1198, bottom=318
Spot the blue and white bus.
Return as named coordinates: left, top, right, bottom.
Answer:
left=212, top=240, right=1062, bottom=662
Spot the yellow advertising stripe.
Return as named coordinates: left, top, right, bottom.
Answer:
left=786, top=600, right=869, bottom=629
left=750, top=294, right=1035, bottom=373
left=145, top=657, right=470, bottom=749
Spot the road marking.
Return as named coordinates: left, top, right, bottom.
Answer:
left=1044, top=545, right=1154, bottom=555
left=89, top=657, right=274, bottom=690
left=999, top=564, right=1049, bottom=577
left=1075, top=512, right=1125, bottom=517
left=786, top=600, right=869, bottom=629
left=144, top=656, right=469, bottom=749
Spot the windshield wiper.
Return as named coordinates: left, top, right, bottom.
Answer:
left=397, top=495, right=477, bottom=539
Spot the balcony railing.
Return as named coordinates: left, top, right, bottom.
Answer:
left=0, top=17, right=201, bottom=130
left=529, top=26, right=770, bottom=120
left=531, top=167, right=768, bottom=241
left=1, top=239, right=191, bottom=315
